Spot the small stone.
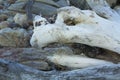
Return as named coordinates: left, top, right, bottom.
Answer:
left=0, top=0, right=4, bottom=5
left=14, top=13, right=28, bottom=26
left=0, top=5, right=3, bottom=9
left=0, top=14, right=8, bottom=21
left=7, top=0, right=16, bottom=4
left=7, top=17, right=14, bottom=23
left=0, top=28, right=30, bottom=47
left=106, top=0, right=117, bottom=7
left=0, top=21, right=9, bottom=29
left=22, top=61, right=51, bottom=70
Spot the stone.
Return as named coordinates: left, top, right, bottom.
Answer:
left=7, top=0, right=16, bottom=4
left=1, top=10, right=17, bottom=16
left=0, top=28, right=30, bottom=47
left=0, top=14, right=8, bottom=21
left=8, top=0, right=69, bottom=16
left=0, top=21, right=9, bottom=29
left=0, top=4, right=3, bottom=9
left=0, top=0, right=4, bottom=5
left=0, top=47, right=73, bottom=70
left=69, top=0, right=90, bottom=9
left=21, top=61, right=50, bottom=70
left=54, top=64, right=120, bottom=80
left=7, top=17, right=14, bottom=23
left=32, top=2, right=57, bottom=16
left=106, top=0, right=117, bottom=7
left=56, top=0, right=70, bottom=7
left=13, top=13, right=28, bottom=26
left=0, top=58, right=120, bottom=80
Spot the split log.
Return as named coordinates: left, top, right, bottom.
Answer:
left=30, top=6, right=120, bottom=54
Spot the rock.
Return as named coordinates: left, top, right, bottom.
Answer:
left=0, top=47, right=72, bottom=70
left=0, top=14, right=8, bottom=21
left=1, top=10, right=17, bottom=16
left=0, top=28, right=30, bottom=47
left=56, top=0, right=70, bottom=7
left=32, top=2, right=57, bottom=16
left=13, top=13, right=28, bottom=26
left=8, top=2, right=26, bottom=13
left=54, top=64, right=120, bottom=80
left=21, top=61, right=50, bottom=70
left=1, top=47, right=119, bottom=70
left=16, top=0, right=59, bottom=7
left=0, top=21, right=9, bottom=29
left=0, top=0, right=4, bottom=4
left=7, top=0, right=16, bottom=4
left=0, top=4, right=3, bottom=9
left=106, top=0, right=117, bottom=7
left=8, top=0, right=69, bottom=16
left=7, top=17, right=14, bottom=23
left=0, top=58, right=120, bottom=80
left=69, top=0, right=90, bottom=9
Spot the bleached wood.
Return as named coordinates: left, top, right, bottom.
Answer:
left=30, top=6, right=120, bottom=54
left=48, top=54, right=112, bottom=68
left=86, top=0, right=120, bottom=22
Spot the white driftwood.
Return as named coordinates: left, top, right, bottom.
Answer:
left=48, top=54, right=112, bottom=68
left=30, top=6, right=120, bottom=54
left=86, top=0, right=120, bottom=22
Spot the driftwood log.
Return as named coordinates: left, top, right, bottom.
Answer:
left=30, top=6, right=120, bottom=68
left=30, top=0, right=120, bottom=68
left=31, top=5, right=120, bottom=54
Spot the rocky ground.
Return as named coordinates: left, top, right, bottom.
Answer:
left=0, top=0, right=120, bottom=80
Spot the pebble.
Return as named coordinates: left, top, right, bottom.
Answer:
left=14, top=13, right=28, bottom=27
left=0, top=14, right=8, bottom=21
left=0, top=21, right=9, bottom=29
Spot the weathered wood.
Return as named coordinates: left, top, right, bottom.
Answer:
left=86, top=0, right=120, bottom=22
left=31, top=6, right=120, bottom=54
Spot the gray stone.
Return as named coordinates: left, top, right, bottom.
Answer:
left=0, top=14, right=8, bottom=21
left=0, top=58, right=120, bottom=80
left=13, top=13, right=27, bottom=26
left=0, top=28, right=30, bottom=47
left=7, top=17, right=14, bottom=23
left=69, top=0, right=90, bottom=9
left=0, top=21, right=9, bottom=29
left=0, top=0, right=4, bottom=4
left=53, top=64, right=120, bottom=80
left=32, top=2, right=57, bottom=16
left=0, top=47, right=72, bottom=70
left=21, top=61, right=50, bottom=70
left=56, top=0, right=69, bottom=7
left=8, top=0, right=69, bottom=16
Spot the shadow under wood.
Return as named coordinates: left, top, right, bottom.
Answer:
left=71, top=43, right=120, bottom=63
